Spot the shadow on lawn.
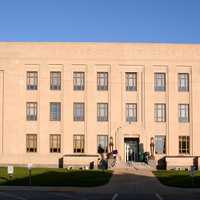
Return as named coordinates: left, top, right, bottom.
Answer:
left=0, top=170, right=112, bottom=187
left=153, top=170, right=200, bottom=188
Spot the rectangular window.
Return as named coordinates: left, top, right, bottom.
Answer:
left=179, top=136, right=190, bottom=154
left=126, top=103, right=137, bottom=122
left=26, top=134, right=37, bottom=152
left=97, top=135, right=108, bottom=153
left=155, top=136, right=166, bottom=154
left=154, top=104, right=166, bottom=122
left=178, top=73, right=189, bottom=91
left=50, top=134, right=61, bottom=153
left=126, top=72, right=137, bottom=91
left=73, top=72, right=85, bottom=90
left=27, top=71, right=38, bottom=90
left=155, top=73, right=166, bottom=91
left=97, top=103, right=108, bottom=121
left=73, top=135, right=84, bottom=153
left=26, top=102, right=37, bottom=121
left=74, top=103, right=84, bottom=121
left=97, top=72, right=108, bottom=90
left=179, top=104, right=189, bottom=122
left=50, top=71, right=61, bottom=90
left=50, top=102, right=61, bottom=121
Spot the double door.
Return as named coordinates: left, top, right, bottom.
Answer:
left=124, top=138, right=139, bottom=162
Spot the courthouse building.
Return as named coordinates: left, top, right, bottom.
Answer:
left=0, top=42, right=200, bottom=168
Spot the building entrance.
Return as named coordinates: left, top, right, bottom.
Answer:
left=124, top=138, right=139, bottom=162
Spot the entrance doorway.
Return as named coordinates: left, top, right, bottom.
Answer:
left=124, top=138, right=139, bottom=162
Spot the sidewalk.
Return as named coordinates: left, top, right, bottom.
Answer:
left=0, top=168, right=199, bottom=195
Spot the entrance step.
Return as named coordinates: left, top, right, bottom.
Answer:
left=147, top=159, right=157, bottom=169
left=113, top=161, right=154, bottom=170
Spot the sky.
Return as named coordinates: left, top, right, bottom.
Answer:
left=0, top=0, right=200, bottom=43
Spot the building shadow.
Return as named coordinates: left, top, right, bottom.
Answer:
left=0, top=169, right=112, bottom=187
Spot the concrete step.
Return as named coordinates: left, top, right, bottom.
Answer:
left=147, top=159, right=157, bottom=169
left=113, top=161, right=153, bottom=170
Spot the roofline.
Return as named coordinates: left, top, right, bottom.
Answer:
left=0, top=41, right=200, bottom=46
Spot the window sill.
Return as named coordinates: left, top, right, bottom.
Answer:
left=178, top=90, right=189, bottom=92
left=154, top=90, right=166, bottom=92
left=49, top=152, right=61, bottom=154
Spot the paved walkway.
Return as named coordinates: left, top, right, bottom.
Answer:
left=74, top=167, right=198, bottom=195
left=0, top=167, right=200, bottom=199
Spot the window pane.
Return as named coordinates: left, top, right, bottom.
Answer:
left=126, top=72, right=137, bottom=91
left=97, top=72, right=108, bottom=90
left=73, top=135, right=84, bottom=153
left=26, top=134, right=37, bottom=152
left=27, top=71, right=38, bottom=90
left=155, top=136, right=166, bottom=154
left=50, top=72, right=61, bottom=90
left=178, top=73, right=189, bottom=91
left=179, top=136, right=190, bottom=154
left=26, top=102, right=37, bottom=121
left=50, top=134, right=61, bottom=153
left=97, top=135, right=108, bottom=153
left=73, top=72, right=85, bottom=90
left=126, top=103, right=137, bottom=122
left=179, top=104, right=189, bottom=122
left=155, top=104, right=166, bottom=122
left=50, top=103, right=61, bottom=121
left=97, top=103, right=108, bottom=121
left=74, top=103, right=84, bottom=121
left=155, top=73, right=166, bottom=91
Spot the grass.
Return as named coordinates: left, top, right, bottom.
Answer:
left=0, top=167, right=112, bottom=187
left=154, top=170, right=200, bottom=188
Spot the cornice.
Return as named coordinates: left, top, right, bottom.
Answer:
left=0, top=43, right=199, bottom=61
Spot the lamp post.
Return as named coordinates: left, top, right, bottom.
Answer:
left=109, top=136, right=113, bottom=153
left=115, top=126, right=122, bottom=150
left=150, top=137, right=155, bottom=160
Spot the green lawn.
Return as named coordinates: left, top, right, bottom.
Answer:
left=154, top=170, right=200, bottom=188
left=0, top=167, right=112, bottom=187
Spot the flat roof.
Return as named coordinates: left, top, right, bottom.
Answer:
left=0, top=42, right=200, bottom=61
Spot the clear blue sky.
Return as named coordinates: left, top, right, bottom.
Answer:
left=0, top=0, right=200, bottom=43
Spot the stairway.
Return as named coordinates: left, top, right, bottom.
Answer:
left=113, top=160, right=154, bottom=170
left=147, top=159, right=158, bottom=169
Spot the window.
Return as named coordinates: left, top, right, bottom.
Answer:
left=73, top=135, right=84, bottom=153
left=73, top=72, right=85, bottom=90
left=155, top=73, right=166, bottom=91
left=179, top=104, right=189, bottom=122
left=154, top=104, right=166, bottom=122
left=97, top=103, right=108, bottom=121
left=155, top=136, right=166, bottom=154
left=74, top=103, right=84, bottom=121
left=26, top=102, right=37, bottom=121
left=179, top=136, right=190, bottom=154
left=178, top=73, right=189, bottom=91
left=97, top=135, right=108, bottom=153
left=50, top=134, right=61, bottom=153
left=97, top=72, right=108, bottom=90
left=50, top=102, right=61, bottom=121
left=26, top=134, right=37, bottom=152
left=50, top=72, right=61, bottom=90
left=126, top=103, right=137, bottom=122
left=126, top=72, right=137, bottom=91
left=27, top=71, right=38, bottom=90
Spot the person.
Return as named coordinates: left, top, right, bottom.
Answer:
left=132, top=151, right=135, bottom=162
